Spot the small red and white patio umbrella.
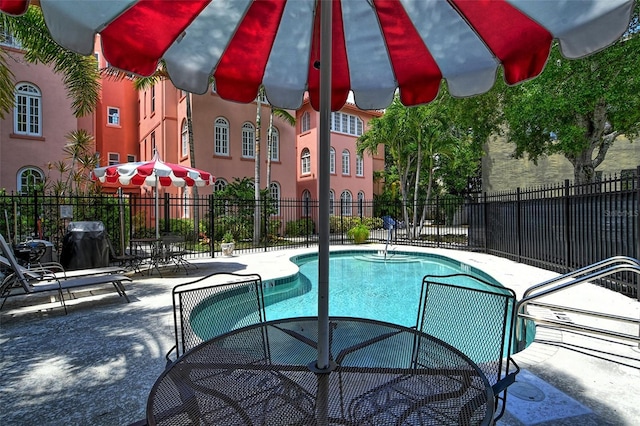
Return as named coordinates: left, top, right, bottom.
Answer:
left=91, top=154, right=215, bottom=239
left=3, top=0, right=634, bottom=373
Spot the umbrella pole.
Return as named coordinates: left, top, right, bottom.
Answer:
left=155, top=176, right=160, bottom=240
left=316, top=0, right=332, bottom=373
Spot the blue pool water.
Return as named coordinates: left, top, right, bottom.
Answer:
left=190, top=250, right=532, bottom=361
left=263, top=251, right=502, bottom=328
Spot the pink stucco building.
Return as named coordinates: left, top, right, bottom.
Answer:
left=0, top=34, right=384, bottom=224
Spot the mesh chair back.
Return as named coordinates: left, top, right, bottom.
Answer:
left=170, top=272, right=266, bottom=361
left=417, top=273, right=519, bottom=421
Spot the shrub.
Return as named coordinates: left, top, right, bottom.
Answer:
left=285, top=218, right=315, bottom=237
left=347, top=223, right=369, bottom=244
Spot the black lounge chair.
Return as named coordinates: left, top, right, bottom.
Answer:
left=0, top=234, right=131, bottom=314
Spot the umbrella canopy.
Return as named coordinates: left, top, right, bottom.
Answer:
left=91, top=154, right=215, bottom=239
left=91, top=153, right=215, bottom=188
left=3, top=0, right=634, bottom=373
left=0, top=0, right=634, bottom=111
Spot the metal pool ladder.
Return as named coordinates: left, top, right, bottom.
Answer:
left=515, top=256, right=640, bottom=353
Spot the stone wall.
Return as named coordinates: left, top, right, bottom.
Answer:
left=482, top=134, right=640, bottom=192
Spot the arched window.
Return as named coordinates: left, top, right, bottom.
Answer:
left=214, top=117, right=229, bottom=156
left=269, top=182, right=281, bottom=215
left=341, top=190, right=353, bottom=216
left=17, top=167, right=44, bottom=194
left=269, top=127, right=279, bottom=161
left=301, top=148, right=311, bottom=175
left=356, top=154, right=364, bottom=176
left=357, top=191, right=365, bottom=216
left=214, top=178, right=227, bottom=192
left=14, top=83, right=41, bottom=136
left=242, top=122, right=255, bottom=158
left=181, top=119, right=189, bottom=157
left=342, top=149, right=350, bottom=175
left=302, top=189, right=311, bottom=217
left=329, top=147, right=335, bottom=174
left=301, top=111, right=310, bottom=132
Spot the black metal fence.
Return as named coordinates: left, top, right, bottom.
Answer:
left=1, top=166, right=637, bottom=297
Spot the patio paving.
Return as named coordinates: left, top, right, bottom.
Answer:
left=0, top=246, right=638, bottom=425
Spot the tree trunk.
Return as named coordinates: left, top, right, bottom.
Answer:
left=186, top=94, right=199, bottom=237
left=411, top=140, right=422, bottom=240
left=266, top=110, right=274, bottom=189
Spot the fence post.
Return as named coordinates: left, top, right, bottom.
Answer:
left=516, top=187, right=522, bottom=263
left=636, top=166, right=639, bottom=303
left=263, top=197, right=268, bottom=252
left=483, top=192, right=488, bottom=253
left=210, top=194, right=215, bottom=257
left=305, top=198, right=310, bottom=248
left=564, top=179, right=571, bottom=272
left=164, top=192, right=170, bottom=233
left=436, top=196, right=441, bottom=248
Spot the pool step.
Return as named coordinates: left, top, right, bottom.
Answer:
left=353, top=253, right=422, bottom=263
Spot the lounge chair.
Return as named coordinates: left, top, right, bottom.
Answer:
left=0, top=234, right=132, bottom=314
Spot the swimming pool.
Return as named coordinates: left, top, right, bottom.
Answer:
left=263, top=250, right=504, bottom=327
left=190, top=250, right=533, bottom=359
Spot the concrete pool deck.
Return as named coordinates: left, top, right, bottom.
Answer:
left=1, top=245, right=638, bottom=425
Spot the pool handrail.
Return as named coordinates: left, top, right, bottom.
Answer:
left=516, top=257, right=640, bottom=348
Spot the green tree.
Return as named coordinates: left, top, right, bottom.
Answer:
left=358, top=91, right=486, bottom=239
left=45, top=129, right=100, bottom=195
left=501, top=4, right=640, bottom=184
left=0, top=6, right=99, bottom=118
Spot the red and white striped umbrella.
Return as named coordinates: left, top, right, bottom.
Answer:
left=3, top=0, right=633, bottom=374
left=91, top=154, right=214, bottom=240
left=91, top=153, right=215, bottom=188
left=0, top=0, right=634, bottom=111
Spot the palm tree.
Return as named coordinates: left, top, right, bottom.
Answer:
left=253, top=87, right=295, bottom=243
left=0, top=6, right=99, bottom=118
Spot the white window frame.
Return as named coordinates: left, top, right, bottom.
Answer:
left=14, top=83, right=41, bottom=136
left=181, top=119, right=189, bottom=157
left=214, top=178, right=228, bottom=192
left=17, top=167, right=44, bottom=194
left=107, top=107, right=120, bottom=126
left=108, top=152, right=120, bottom=166
left=242, top=122, right=255, bottom=158
left=269, top=182, right=281, bottom=216
left=127, top=155, right=136, bottom=162
left=150, top=85, right=156, bottom=113
left=356, top=154, right=364, bottom=176
left=341, top=190, right=353, bottom=216
left=342, top=149, right=350, bottom=175
left=330, top=112, right=363, bottom=136
left=302, top=189, right=312, bottom=217
left=182, top=188, right=190, bottom=218
left=301, top=148, right=311, bottom=175
left=214, top=117, right=229, bottom=156
left=1, top=27, right=21, bottom=49
left=269, top=127, right=279, bottom=161
left=357, top=191, right=365, bottom=216
left=330, top=147, right=335, bottom=174
left=301, top=111, right=310, bottom=133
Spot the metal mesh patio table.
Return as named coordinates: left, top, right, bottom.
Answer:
left=147, top=316, right=494, bottom=425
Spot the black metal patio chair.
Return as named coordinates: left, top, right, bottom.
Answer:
left=416, top=273, right=520, bottom=422
left=165, top=272, right=266, bottom=365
